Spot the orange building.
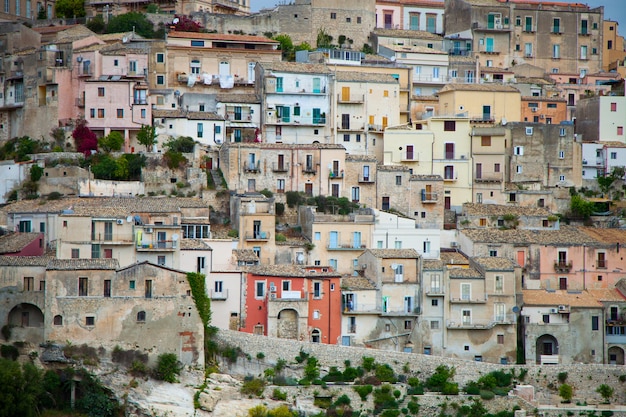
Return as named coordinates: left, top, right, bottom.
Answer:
left=240, top=265, right=342, bottom=344
left=521, top=96, right=567, bottom=125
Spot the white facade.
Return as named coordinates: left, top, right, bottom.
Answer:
left=155, top=115, right=225, bottom=148
left=0, top=160, right=35, bottom=204
left=372, top=209, right=441, bottom=259
left=581, top=142, right=604, bottom=179
left=402, top=5, right=445, bottom=33
left=599, top=97, right=626, bottom=143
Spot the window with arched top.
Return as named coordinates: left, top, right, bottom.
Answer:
left=311, top=328, right=321, bottom=343
left=137, top=311, right=146, bottom=322
left=53, top=315, right=63, bottom=325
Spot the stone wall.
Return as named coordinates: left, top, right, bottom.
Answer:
left=216, top=329, right=626, bottom=405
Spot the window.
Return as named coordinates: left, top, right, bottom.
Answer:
left=330, top=12, right=336, bottom=19
left=580, top=45, right=588, bottom=60
left=357, top=16, right=361, bottom=24
left=71, top=248, right=80, bottom=258
left=611, top=102, right=617, bottom=112
left=404, top=320, right=412, bottom=330
left=516, top=165, right=522, bottom=174
left=432, top=299, right=438, bottom=306
left=592, top=315, right=599, bottom=331
left=351, top=187, right=360, bottom=203
left=559, top=175, right=565, bottom=181
left=313, top=282, right=322, bottom=298
left=444, top=120, right=456, bottom=131
left=346, top=17, right=351, bottom=23
left=481, top=136, right=491, bottom=146
left=497, top=334, right=504, bottom=344
left=495, top=303, right=505, bottom=321
left=430, top=320, right=439, bottom=329
left=461, top=283, right=471, bottom=300
left=618, top=126, right=624, bottom=136
left=129, top=280, right=136, bottom=290
left=79, top=277, right=88, bottom=296
left=197, top=123, right=203, bottom=138
left=85, top=316, right=95, bottom=326
left=145, top=280, right=153, bottom=298
left=444, top=165, right=454, bottom=180
left=542, top=314, right=550, bottom=324
left=156, top=53, right=164, bottom=63
left=117, top=109, right=124, bottom=118
left=315, top=232, right=321, bottom=241
left=157, top=256, right=165, bottom=266
left=552, top=18, right=560, bottom=33
left=396, top=175, right=402, bottom=185
left=24, top=277, right=34, bottom=291
left=156, top=75, right=164, bottom=85
left=559, top=150, right=565, bottom=159
left=255, top=281, right=265, bottom=298
left=98, top=87, right=105, bottom=97
left=514, top=146, right=524, bottom=155
left=489, top=250, right=498, bottom=257
left=553, top=44, right=560, bottom=59
left=462, top=309, right=472, bottom=325
left=494, top=163, right=500, bottom=172
left=137, top=311, right=146, bottom=322
left=54, top=315, right=63, bottom=325
left=98, top=109, right=105, bottom=118
left=495, top=275, right=503, bottom=293
left=524, top=43, right=532, bottom=57
left=191, top=40, right=204, bottom=47
left=445, top=143, right=454, bottom=159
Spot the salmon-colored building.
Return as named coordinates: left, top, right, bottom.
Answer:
left=240, top=265, right=341, bottom=344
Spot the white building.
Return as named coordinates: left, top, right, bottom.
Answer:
left=372, top=209, right=440, bottom=259
left=153, top=109, right=225, bottom=149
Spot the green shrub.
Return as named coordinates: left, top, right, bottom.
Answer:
left=241, top=377, right=266, bottom=397
left=295, top=349, right=309, bottom=363
left=441, top=382, right=459, bottom=395
left=559, top=383, right=573, bottom=403
left=334, top=394, right=351, bottom=406
left=597, top=384, right=614, bottom=403
left=464, top=381, right=480, bottom=395
left=362, top=356, right=376, bottom=371
left=227, top=229, right=239, bottom=238
left=154, top=353, right=182, bottom=383
left=130, top=360, right=148, bottom=377
left=248, top=404, right=269, bottom=417
left=480, top=390, right=495, bottom=400
left=256, top=352, right=265, bottom=360
left=275, top=202, right=285, bottom=216
left=47, top=191, right=63, bottom=200
left=0, top=344, right=19, bottom=360
left=322, top=366, right=344, bottom=382
left=558, top=372, right=568, bottom=383
left=268, top=404, right=296, bottom=417
left=493, top=386, right=510, bottom=396
left=272, top=388, right=287, bottom=401
left=426, top=365, right=455, bottom=392
left=275, top=233, right=287, bottom=242
left=353, top=384, right=373, bottom=401
left=375, top=363, right=397, bottom=383
left=343, top=366, right=359, bottom=382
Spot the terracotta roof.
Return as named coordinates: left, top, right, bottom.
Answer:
left=233, top=249, right=259, bottom=262
left=181, top=217, right=211, bottom=224
left=180, top=239, right=212, bottom=250
left=481, top=66, right=513, bottom=73
left=33, top=24, right=79, bottom=34
left=341, top=276, right=377, bottom=290
left=441, top=251, right=469, bottom=265
left=423, top=259, right=444, bottom=270
left=0, top=255, right=54, bottom=266
left=221, top=142, right=345, bottom=151
left=521, top=96, right=567, bottom=102
left=346, top=154, right=378, bottom=162
left=449, top=267, right=482, bottom=278
left=152, top=109, right=223, bottom=120
left=47, top=258, right=119, bottom=270
left=0, top=233, right=41, bottom=254
left=377, top=164, right=411, bottom=172
left=168, top=31, right=278, bottom=44
left=515, top=77, right=555, bottom=85
left=334, top=72, right=399, bottom=83
left=579, top=227, right=626, bottom=244
left=367, top=249, right=420, bottom=259
left=216, top=93, right=260, bottom=104
left=600, top=141, right=626, bottom=148
left=522, top=290, right=603, bottom=308
left=373, top=28, right=443, bottom=41
left=261, top=61, right=331, bottom=74
left=460, top=226, right=599, bottom=246
left=247, top=264, right=340, bottom=278
left=472, top=256, right=517, bottom=271
left=462, top=203, right=552, bottom=217
left=438, top=84, right=520, bottom=93
left=411, top=174, right=443, bottom=181
left=381, top=44, right=448, bottom=55
left=588, top=289, right=626, bottom=303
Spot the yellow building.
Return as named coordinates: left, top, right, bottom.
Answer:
left=603, top=20, right=626, bottom=72
left=436, top=83, right=521, bottom=124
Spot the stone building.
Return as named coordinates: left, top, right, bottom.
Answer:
left=230, top=192, right=277, bottom=265
left=344, top=154, right=377, bottom=209
left=457, top=203, right=558, bottom=231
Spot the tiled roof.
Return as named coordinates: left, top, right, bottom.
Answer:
left=481, top=66, right=513, bottom=73
left=261, top=61, right=331, bottom=74
left=448, top=267, right=482, bottom=278
left=423, top=259, right=444, bottom=270
left=247, top=264, right=340, bottom=277
left=440, top=251, right=469, bottom=265
left=600, top=141, right=626, bottom=148
left=0, top=255, right=54, bottom=266
left=221, top=142, right=345, bottom=151
left=180, top=239, right=212, bottom=250
left=521, top=96, right=567, bottom=102
left=0, top=233, right=41, bottom=254
left=33, top=24, right=79, bottom=34
left=367, top=249, right=420, bottom=259
left=168, top=31, right=278, bottom=44
left=411, top=174, right=443, bottom=181
left=216, top=93, right=260, bottom=104
left=373, top=28, right=443, bottom=41
left=472, top=256, right=517, bottom=271
left=381, top=44, right=448, bottom=55
left=579, top=227, right=626, bottom=244
left=334, top=72, right=399, bottom=83
left=460, top=226, right=599, bottom=246
left=341, top=276, right=377, bottom=290
left=181, top=217, right=211, bottom=224
left=47, top=258, right=119, bottom=270
left=588, top=289, right=626, bottom=303
left=522, top=290, right=603, bottom=308
left=515, top=77, right=555, bottom=85
left=462, top=203, right=552, bottom=217
left=97, top=32, right=145, bottom=42
left=377, top=164, right=411, bottom=172
left=438, top=83, right=520, bottom=93
left=233, top=249, right=259, bottom=262
left=346, top=154, right=378, bottom=162
left=152, top=109, right=223, bottom=120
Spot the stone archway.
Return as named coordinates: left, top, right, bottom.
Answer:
left=7, top=303, right=45, bottom=344
left=608, top=346, right=625, bottom=365
left=536, top=334, right=559, bottom=364
left=277, top=309, right=298, bottom=340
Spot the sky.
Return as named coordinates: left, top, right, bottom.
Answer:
left=250, top=0, right=626, bottom=33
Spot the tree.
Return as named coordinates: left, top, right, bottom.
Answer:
left=136, top=124, right=157, bottom=152
left=273, top=34, right=294, bottom=60
left=86, top=14, right=106, bottom=33
left=154, top=353, right=182, bottom=383
left=171, top=15, right=202, bottom=32
left=559, top=383, right=573, bottom=403
left=106, top=12, right=155, bottom=38
left=72, top=118, right=98, bottom=156
left=54, top=0, right=85, bottom=17
left=596, top=384, right=614, bottom=403
left=30, top=165, right=44, bottom=182
left=295, top=42, right=312, bottom=52
left=165, top=136, right=195, bottom=153
left=316, top=28, right=333, bottom=48
left=98, top=131, right=124, bottom=153
left=0, top=358, right=42, bottom=417
left=570, top=194, right=595, bottom=219
left=37, top=7, right=47, bottom=19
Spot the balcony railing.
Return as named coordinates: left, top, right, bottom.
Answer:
left=597, top=259, right=607, bottom=269
left=347, top=325, right=356, bottom=333
left=77, top=68, right=92, bottom=77
left=358, top=175, right=374, bottom=183
left=327, top=242, right=367, bottom=251
left=271, top=162, right=289, bottom=172
left=329, top=170, right=344, bottom=179
left=475, top=172, right=503, bottom=182
left=243, top=161, right=261, bottom=173
left=368, top=124, right=384, bottom=132
left=209, top=289, right=228, bottom=300
left=337, top=93, right=364, bottom=103
left=554, top=261, right=572, bottom=273
left=302, top=165, right=317, bottom=174
left=449, top=297, right=487, bottom=304
left=447, top=315, right=515, bottom=329
left=401, top=152, right=417, bottom=161
left=76, top=97, right=85, bottom=107
left=343, top=302, right=380, bottom=314
left=245, top=231, right=271, bottom=241
left=136, top=241, right=176, bottom=250
left=426, top=288, right=444, bottom=296
left=421, top=190, right=437, bottom=203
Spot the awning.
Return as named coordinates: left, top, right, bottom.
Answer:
left=226, top=122, right=257, bottom=128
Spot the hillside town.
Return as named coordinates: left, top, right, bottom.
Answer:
left=2, top=0, right=626, bottom=415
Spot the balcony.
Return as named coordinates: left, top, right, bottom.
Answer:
left=245, top=231, right=271, bottom=241
left=209, top=289, right=229, bottom=300
left=413, top=74, right=450, bottom=84
left=327, top=242, right=367, bottom=251
left=343, top=302, right=380, bottom=314
left=136, top=240, right=177, bottom=251
left=606, top=325, right=626, bottom=344
left=554, top=261, right=572, bottom=273
left=127, top=69, right=146, bottom=78
left=76, top=97, right=85, bottom=107
left=478, top=48, right=500, bottom=55
left=269, top=290, right=307, bottom=301
left=475, top=172, right=503, bottom=182
left=472, top=22, right=510, bottom=32
left=269, top=116, right=327, bottom=125
left=450, top=297, right=487, bottom=304
left=226, top=112, right=253, bottom=122
left=426, top=288, right=444, bottom=296
left=523, top=26, right=536, bottom=33
left=597, top=259, right=607, bottom=269
left=329, top=170, right=344, bottom=179
left=338, top=124, right=365, bottom=132
left=367, top=124, right=384, bottom=132
left=271, top=162, right=289, bottom=173
left=443, top=176, right=457, bottom=182
left=91, top=233, right=134, bottom=245
left=303, top=166, right=317, bottom=174
left=337, top=93, right=364, bottom=103
left=77, top=68, right=92, bottom=78
left=401, top=152, right=418, bottom=161
left=358, top=175, right=375, bottom=183
left=446, top=315, right=515, bottom=329
left=347, top=325, right=356, bottom=333
left=421, top=190, right=438, bottom=203
left=243, top=161, right=261, bottom=173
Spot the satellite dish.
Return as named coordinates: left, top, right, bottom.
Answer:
left=126, top=216, right=133, bottom=223
left=512, top=306, right=520, bottom=313
left=172, top=234, right=180, bottom=241
left=172, top=17, right=179, bottom=25
left=501, top=117, right=507, bottom=126
left=76, top=56, right=83, bottom=63
left=390, top=263, right=398, bottom=270
left=297, top=254, right=304, bottom=262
